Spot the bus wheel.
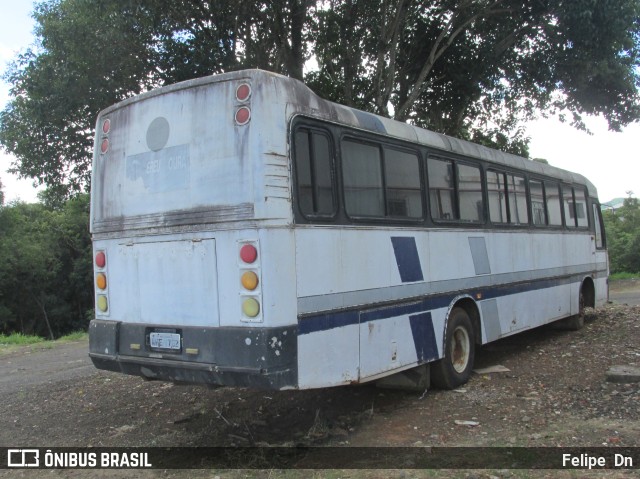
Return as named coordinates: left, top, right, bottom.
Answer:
left=431, top=307, right=475, bottom=390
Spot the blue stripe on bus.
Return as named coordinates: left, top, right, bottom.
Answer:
left=391, top=237, right=424, bottom=283
left=409, top=312, right=440, bottom=362
left=297, top=274, right=576, bottom=336
left=297, top=310, right=359, bottom=335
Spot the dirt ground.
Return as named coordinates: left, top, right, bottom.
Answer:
left=1, top=281, right=639, bottom=478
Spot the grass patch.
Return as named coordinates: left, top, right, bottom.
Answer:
left=0, top=330, right=87, bottom=351
left=0, top=332, right=46, bottom=346
left=610, top=272, right=640, bottom=281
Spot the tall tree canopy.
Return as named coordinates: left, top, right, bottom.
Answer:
left=603, top=196, right=640, bottom=274
left=1, top=0, right=639, bottom=199
left=0, top=194, right=92, bottom=338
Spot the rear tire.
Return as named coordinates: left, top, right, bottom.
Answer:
left=431, top=307, right=475, bottom=390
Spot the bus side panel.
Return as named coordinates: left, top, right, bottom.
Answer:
left=481, top=284, right=573, bottom=340
left=295, top=225, right=604, bottom=388
left=297, top=325, right=360, bottom=388
left=295, top=227, right=443, bottom=388
left=258, top=228, right=299, bottom=328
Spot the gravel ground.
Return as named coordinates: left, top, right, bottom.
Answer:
left=1, top=284, right=639, bottom=478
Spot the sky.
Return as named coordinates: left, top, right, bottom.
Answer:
left=1, top=2, right=639, bottom=204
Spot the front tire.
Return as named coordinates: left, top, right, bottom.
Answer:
left=431, top=307, right=475, bottom=389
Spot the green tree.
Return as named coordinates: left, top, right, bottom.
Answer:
left=1, top=0, right=639, bottom=199
left=0, top=194, right=92, bottom=337
left=603, top=196, right=640, bottom=274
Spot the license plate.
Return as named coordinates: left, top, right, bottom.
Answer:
left=149, top=332, right=181, bottom=350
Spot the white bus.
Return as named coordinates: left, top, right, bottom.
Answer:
left=89, top=69, right=608, bottom=391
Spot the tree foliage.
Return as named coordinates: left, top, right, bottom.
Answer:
left=0, top=0, right=639, bottom=199
left=603, top=197, right=640, bottom=274
left=0, top=194, right=92, bottom=338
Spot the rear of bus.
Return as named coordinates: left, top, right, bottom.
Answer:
left=88, top=70, right=299, bottom=390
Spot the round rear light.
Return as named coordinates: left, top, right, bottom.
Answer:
left=102, top=119, right=110, bottom=134
left=100, top=138, right=109, bottom=154
left=242, top=298, right=260, bottom=318
left=97, top=295, right=108, bottom=313
left=235, top=107, right=251, bottom=125
left=96, top=273, right=107, bottom=290
left=241, top=271, right=259, bottom=290
left=240, top=244, right=258, bottom=263
left=236, top=83, right=251, bottom=102
left=95, top=251, right=106, bottom=268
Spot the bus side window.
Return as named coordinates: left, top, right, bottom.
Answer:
left=575, top=188, right=589, bottom=228
left=294, top=128, right=336, bottom=217
left=530, top=180, right=547, bottom=226
left=342, top=139, right=384, bottom=217
left=593, top=203, right=605, bottom=249
left=546, top=182, right=563, bottom=226
left=563, top=184, right=577, bottom=228
left=458, top=163, right=484, bottom=222
left=487, top=170, right=527, bottom=225
left=428, top=158, right=483, bottom=223
left=383, top=147, right=423, bottom=219
left=428, top=158, right=456, bottom=220
left=487, top=171, right=507, bottom=223
left=507, top=174, right=528, bottom=225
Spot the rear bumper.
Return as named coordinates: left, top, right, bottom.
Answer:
left=89, top=319, right=298, bottom=390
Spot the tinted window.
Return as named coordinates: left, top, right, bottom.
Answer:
left=342, top=140, right=384, bottom=216
left=294, top=128, right=335, bottom=216
left=458, top=164, right=484, bottom=222
left=507, top=174, right=528, bottom=225
left=428, top=158, right=484, bottom=223
left=384, top=148, right=423, bottom=218
left=488, top=171, right=528, bottom=224
left=428, top=158, right=456, bottom=220
left=593, top=203, right=605, bottom=248
left=295, top=130, right=313, bottom=214
left=487, top=171, right=507, bottom=223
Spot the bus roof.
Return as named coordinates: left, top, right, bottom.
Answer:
left=98, top=69, right=598, bottom=197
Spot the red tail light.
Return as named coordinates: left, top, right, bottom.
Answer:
left=95, top=251, right=106, bottom=268
left=236, top=83, right=251, bottom=102
left=235, top=107, right=251, bottom=125
left=240, top=244, right=257, bottom=263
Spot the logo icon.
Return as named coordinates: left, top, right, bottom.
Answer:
left=7, top=449, right=40, bottom=468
